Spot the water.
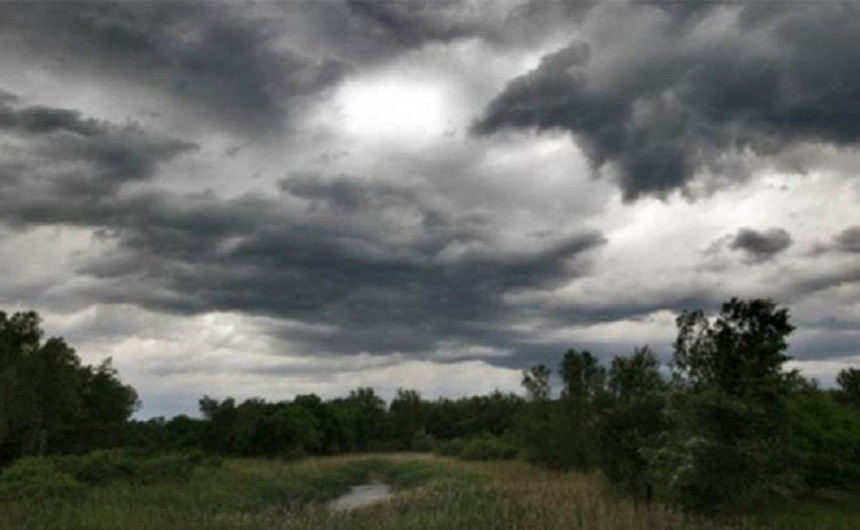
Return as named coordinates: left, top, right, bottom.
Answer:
left=329, top=482, right=392, bottom=511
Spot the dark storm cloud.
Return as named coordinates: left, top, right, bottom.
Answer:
left=71, top=181, right=607, bottom=356
left=0, top=2, right=346, bottom=135
left=834, top=226, right=860, bottom=253
left=283, top=0, right=589, bottom=67
left=729, top=228, right=793, bottom=263
left=346, top=0, right=486, bottom=48
left=1, top=99, right=103, bottom=137
left=0, top=93, right=196, bottom=225
left=474, top=2, right=860, bottom=200
left=0, top=94, right=607, bottom=357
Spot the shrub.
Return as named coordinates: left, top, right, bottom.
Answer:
left=434, top=438, right=467, bottom=457
left=458, top=436, right=519, bottom=461
left=435, top=435, right=519, bottom=461
left=0, top=457, right=84, bottom=501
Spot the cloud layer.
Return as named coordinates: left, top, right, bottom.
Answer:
left=474, top=2, right=860, bottom=200
left=0, top=1, right=858, bottom=416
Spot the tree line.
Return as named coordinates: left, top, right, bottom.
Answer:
left=121, top=387, right=524, bottom=458
left=2, top=300, right=860, bottom=514
left=0, top=311, right=138, bottom=464
left=517, top=298, right=860, bottom=512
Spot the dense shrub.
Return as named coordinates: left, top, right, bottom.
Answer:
left=0, top=449, right=215, bottom=500
left=434, top=437, right=467, bottom=457
left=0, top=457, right=84, bottom=500
left=435, top=435, right=518, bottom=461
left=459, top=436, right=519, bottom=461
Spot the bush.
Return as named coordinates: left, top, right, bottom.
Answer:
left=434, top=438, right=467, bottom=457
left=50, top=450, right=136, bottom=485
left=0, top=448, right=216, bottom=498
left=459, top=436, right=519, bottom=461
left=0, top=457, right=84, bottom=501
left=434, top=435, right=519, bottom=461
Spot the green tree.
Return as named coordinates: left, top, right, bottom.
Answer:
left=600, top=346, right=667, bottom=490
left=0, top=310, right=138, bottom=461
left=837, top=368, right=860, bottom=408
left=343, top=388, right=386, bottom=451
left=521, top=364, right=551, bottom=402
left=787, top=388, right=860, bottom=493
left=653, top=298, right=796, bottom=511
left=518, top=364, right=560, bottom=465
left=559, top=349, right=606, bottom=400
left=388, top=389, right=428, bottom=450
left=556, top=349, right=606, bottom=469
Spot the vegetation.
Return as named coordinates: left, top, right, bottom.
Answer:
left=1, top=298, right=860, bottom=528
left=0, top=311, right=138, bottom=463
left=0, top=453, right=771, bottom=530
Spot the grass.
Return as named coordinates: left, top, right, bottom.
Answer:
left=748, top=488, right=860, bottom=530
left=1, top=453, right=858, bottom=529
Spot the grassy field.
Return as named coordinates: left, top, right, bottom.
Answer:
left=748, top=488, right=860, bottom=530
left=0, top=453, right=857, bottom=530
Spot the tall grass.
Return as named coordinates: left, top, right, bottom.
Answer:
left=0, top=453, right=846, bottom=529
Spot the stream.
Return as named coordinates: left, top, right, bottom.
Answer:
left=329, top=482, right=393, bottom=511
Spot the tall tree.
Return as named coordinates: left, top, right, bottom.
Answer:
left=601, top=346, right=667, bottom=489
left=388, top=388, right=428, bottom=450
left=837, top=368, right=860, bottom=408
left=654, top=298, right=796, bottom=510
left=0, top=310, right=138, bottom=461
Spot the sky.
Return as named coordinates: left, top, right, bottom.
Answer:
left=1, top=0, right=859, bottom=418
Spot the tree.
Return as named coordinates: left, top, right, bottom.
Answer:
left=600, top=346, right=667, bottom=490
left=521, top=364, right=551, bottom=402
left=673, top=298, right=794, bottom=399
left=0, top=310, right=138, bottom=461
left=343, top=388, right=386, bottom=451
left=518, top=364, right=560, bottom=466
left=388, top=389, right=428, bottom=450
left=653, top=298, right=797, bottom=510
left=837, top=368, right=860, bottom=408
left=559, top=349, right=606, bottom=400
left=786, top=388, right=860, bottom=493
left=556, top=349, right=606, bottom=469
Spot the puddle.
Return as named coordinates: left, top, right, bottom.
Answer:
left=329, top=482, right=392, bottom=512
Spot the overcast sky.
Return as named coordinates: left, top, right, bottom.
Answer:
left=1, top=0, right=859, bottom=418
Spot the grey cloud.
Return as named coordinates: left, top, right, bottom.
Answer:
left=283, top=0, right=578, bottom=67
left=0, top=2, right=347, bottom=135
left=346, top=0, right=485, bottom=49
left=834, top=226, right=860, bottom=253
left=75, top=185, right=607, bottom=356
left=729, top=228, right=793, bottom=263
left=280, top=175, right=427, bottom=215
left=0, top=90, right=18, bottom=104
left=1, top=116, right=607, bottom=358
left=474, top=3, right=860, bottom=200
left=791, top=328, right=860, bottom=363
left=0, top=104, right=101, bottom=136
left=0, top=93, right=195, bottom=225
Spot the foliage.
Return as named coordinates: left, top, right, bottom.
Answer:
left=0, top=449, right=212, bottom=501
left=0, top=457, right=84, bottom=501
left=600, top=346, right=667, bottom=490
left=0, top=454, right=784, bottom=530
left=434, top=435, right=519, bottom=461
left=653, top=298, right=797, bottom=511
left=3, top=300, right=860, bottom=524
left=786, top=390, right=860, bottom=492
left=837, top=368, right=860, bottom=408
left=0, top=311, right=138, bottom=463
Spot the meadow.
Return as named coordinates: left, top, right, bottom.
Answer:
left=3, top=452, right=856, bottom=530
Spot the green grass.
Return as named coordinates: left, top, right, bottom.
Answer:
left=1, top=453, right=858, bottom=529
left=747, top=488, right=860, bottom=530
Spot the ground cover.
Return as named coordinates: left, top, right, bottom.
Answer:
left=1, top=453, right=858, bottom=530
